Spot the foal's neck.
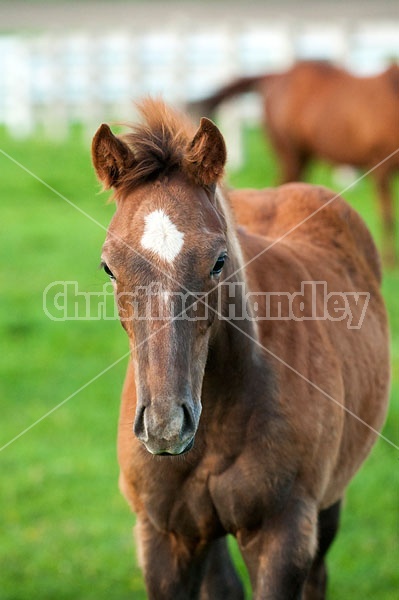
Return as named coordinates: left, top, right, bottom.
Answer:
left=210, top=189, right=262, bottom=386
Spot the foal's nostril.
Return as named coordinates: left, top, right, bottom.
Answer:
left=133, top=406, right=147, bottom=441
left=181, top=403, right=195, bottom=435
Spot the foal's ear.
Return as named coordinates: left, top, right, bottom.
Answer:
left=185, top=117, right=227, bottom=186
left=91, top=124, right=135, bottom=189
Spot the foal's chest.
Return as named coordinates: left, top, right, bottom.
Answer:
left=144, top=453, right=274, bottom=539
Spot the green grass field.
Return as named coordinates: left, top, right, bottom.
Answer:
left=0, top=125, right=398, bottom=599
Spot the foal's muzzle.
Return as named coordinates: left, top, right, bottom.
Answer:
left=133, top=400, right=199, bottom=456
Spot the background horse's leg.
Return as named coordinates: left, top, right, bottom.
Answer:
left=373, top=167, right=397, bottom=265
left=199, top=537, right=244, bottom=600
left=303, top=500, right=342, bottom=600
left=271, top=135, right=309, bottom=183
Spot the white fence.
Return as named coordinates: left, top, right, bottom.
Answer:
left=0, top=21, right=398, bottom=141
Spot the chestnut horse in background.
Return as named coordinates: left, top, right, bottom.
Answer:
left=92, top=99, right=390, bottom=599
left=191, top=61, right=399, bottom=263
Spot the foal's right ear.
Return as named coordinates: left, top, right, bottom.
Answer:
left=91, top=124, right=135, bottom=189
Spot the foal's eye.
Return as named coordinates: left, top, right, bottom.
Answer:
left=210, top=253, right=227, bottom=277
left=102, top=262, right=115, bottom=280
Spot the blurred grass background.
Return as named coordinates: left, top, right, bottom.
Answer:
left=0, top=125, right=398, bottom=599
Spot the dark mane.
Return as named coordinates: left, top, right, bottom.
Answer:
left=117, top=99, right=196, bottom=195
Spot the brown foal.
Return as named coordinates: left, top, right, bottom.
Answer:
left=92, top=99, right=390, bottom=599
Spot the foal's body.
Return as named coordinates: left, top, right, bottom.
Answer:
left=92, top=101, right=390, bottom=599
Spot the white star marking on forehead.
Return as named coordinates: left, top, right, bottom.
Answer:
left=140, top=209, right=184, bottom=263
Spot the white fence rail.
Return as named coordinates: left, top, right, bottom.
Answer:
left=0, top=22, right=398, bottom=141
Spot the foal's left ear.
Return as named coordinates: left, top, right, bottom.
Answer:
left=91, top=123, right=135, bottom=189
left=185, top=117, right=227, bottom=187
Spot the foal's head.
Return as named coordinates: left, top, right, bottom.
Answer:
left=92, top=100, right=236, bottom=456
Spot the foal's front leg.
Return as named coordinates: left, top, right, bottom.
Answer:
left=200, top=537, right=244, bottom=600
left=237, top=499, right=318, bottom=600
left=135, top=515, right=205, bottom=599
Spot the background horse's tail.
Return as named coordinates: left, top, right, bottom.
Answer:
left=188, top=73, right=274, bottom=118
